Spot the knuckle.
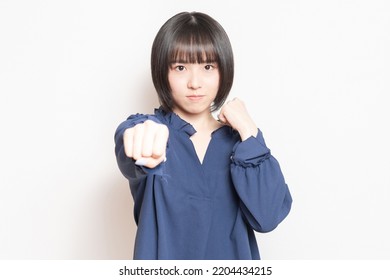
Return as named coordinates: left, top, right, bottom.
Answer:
left=142, top=148, right=152, bottom=156
left=158, top=124, right=169, bottom=136
left=144, top=120, right=153, bottom=127
left=134, top=123, right=144, bottom=132
left=153, top=150, right=163, bottom=157
left=161, top=124, right=169, bottom=133
left=124, top=127, right=133, bottom=137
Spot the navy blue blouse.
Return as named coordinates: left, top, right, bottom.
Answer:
left=114, top=108, right=292, bottom=260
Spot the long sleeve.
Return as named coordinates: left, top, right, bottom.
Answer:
left=114, top=113, right=165, bottom=226
left=230, top=129, right=292, bottom=233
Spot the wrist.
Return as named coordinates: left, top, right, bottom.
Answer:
left=238, top=126, right=258, bottom=141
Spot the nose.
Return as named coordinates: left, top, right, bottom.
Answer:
left=187, top=72, right=201, bottom=90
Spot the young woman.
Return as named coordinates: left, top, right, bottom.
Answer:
left=114, top=11, right=292, bottom=260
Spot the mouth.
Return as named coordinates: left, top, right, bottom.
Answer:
left=186, top=95, right=205, bottom=101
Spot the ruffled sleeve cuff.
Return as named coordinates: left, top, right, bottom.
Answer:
left=231, top=129, right=271, bottom=167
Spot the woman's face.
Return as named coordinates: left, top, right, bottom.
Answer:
left=168, top=61, right=220, bottom=117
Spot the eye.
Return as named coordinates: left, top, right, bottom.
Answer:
left=174, top=65, right=186, bottom=71
left=204, top=64, right=216, bottom=71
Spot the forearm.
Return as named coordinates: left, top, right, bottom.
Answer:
left=230, top=132, right=292, bottom=232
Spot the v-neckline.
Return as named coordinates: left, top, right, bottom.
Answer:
left=190, top=135, right=212, bottom=166
left=189, top=125, right=227, bottom=166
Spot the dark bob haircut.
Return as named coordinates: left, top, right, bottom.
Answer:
left=151, top=11, right=234, bottom=112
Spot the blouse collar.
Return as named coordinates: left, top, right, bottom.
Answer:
left=154, top=107, right=235, bottom=139
left=154, top=107, right=197, bottom=137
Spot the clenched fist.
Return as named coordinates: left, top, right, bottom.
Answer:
left=218, top=98, right=258, bottom=141
left=123, top=120, right=169, bottom=168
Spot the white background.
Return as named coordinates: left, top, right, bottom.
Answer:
left=1, top=0, right=389, bottom=259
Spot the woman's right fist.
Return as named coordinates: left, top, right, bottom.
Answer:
left=123, top=120, right=169, bottom=168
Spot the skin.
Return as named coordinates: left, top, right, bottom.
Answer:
left=123, top=62, right=258, bottom=168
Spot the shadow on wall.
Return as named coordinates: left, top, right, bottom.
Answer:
left=108, top=179, right=137, bottom=259
left=65, top=175, right=137, bottom=259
